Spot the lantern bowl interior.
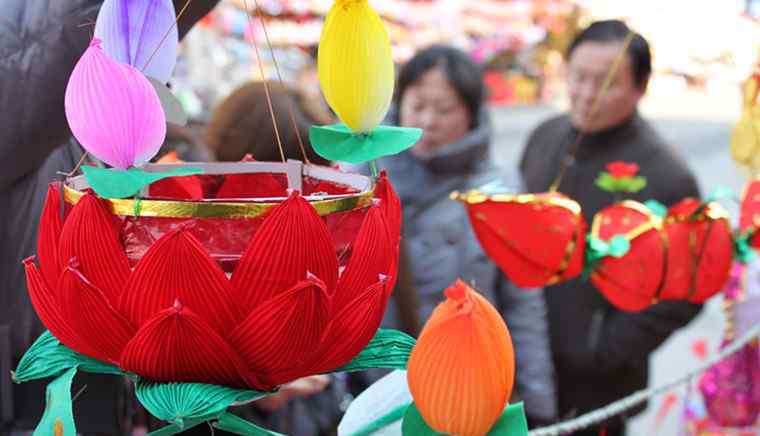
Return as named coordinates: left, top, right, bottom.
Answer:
left=63, top=161, right=375, bottom=272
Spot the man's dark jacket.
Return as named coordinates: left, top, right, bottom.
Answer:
left=519, top=113, right=702, bottom=419
left=0, top=1, right=219, bottom=431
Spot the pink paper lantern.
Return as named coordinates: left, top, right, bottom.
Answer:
left=64, top=38, right=166, bottom=169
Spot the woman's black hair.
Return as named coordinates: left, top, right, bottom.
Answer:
left=396, top=45, right=484, bottom=125
left=567, top=20, right=652, bottom=90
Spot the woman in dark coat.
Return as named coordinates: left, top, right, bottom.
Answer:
left=354, top=45, right=558, bottom=424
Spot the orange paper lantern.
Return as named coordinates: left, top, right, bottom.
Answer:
left=407, top=280, right=515, bottom=436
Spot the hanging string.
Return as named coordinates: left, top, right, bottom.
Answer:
left=241, top=0, right=287, bottom=163
left=251, top=0, right=312, bottom=164
left=142, top=0, right=195, bottom=73
left=58, top=150, right=90, bottom=178
left=549, top=31, right=636, bottom=192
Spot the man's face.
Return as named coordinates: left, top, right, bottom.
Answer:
left=567, top=41, right=645, bottom=133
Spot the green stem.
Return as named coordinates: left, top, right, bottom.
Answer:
left=369, top=160, right=379, bottom=178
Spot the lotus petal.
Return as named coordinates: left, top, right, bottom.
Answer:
left=310, top=277, right=389, bottom=373
left=232, top=193, right=338, bottom=312
left=120, top=230, right=242, bottom=333
left=120, top=301, right=260, bottom=389
left=37, top=184, right=64, bottom=289
left=23, top=259, right=96, bottom=358
left=58, top=194, right=130, bottom=302
left=58, top=266, right=135, bottom=364
left=374, top=171, right=402, bottom=245
left=333, top=206, right=392, bottom=311
left=228, top=275, right=331, bottom=386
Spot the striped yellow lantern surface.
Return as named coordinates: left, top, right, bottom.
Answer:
left=318, top=0, right=394, bottom=133
left=731, top=75, right=760, bottom=175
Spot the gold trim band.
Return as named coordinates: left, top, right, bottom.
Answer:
left=63, top=185, right=373, bottom=218
left=451, top=190, right=582, bottom=215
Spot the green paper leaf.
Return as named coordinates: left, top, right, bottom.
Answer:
left=400, top=402, right=529, bottom=436
left=644, top=199, right=668, bottom=218
left=595, top=172, right=618, bottom=192
left=14, top=331, right=126, bottom=383
left=135, top=380, right=269, bottom=425
left=588, top=237, right=610, bottom=254
left=33, top=367, right=77, bottom=436
left=487, top=402, right=529, bottom=436
left=587, top=236, right=630, bottom=260
left=583, top=235, right=631, bottom=280
left=595, top=173, right=647, bottom=193
left=310, top=124, right=422, bottom=164
left=608, top=236, right=631, bottom=258
left=707, top=185, right=737, bottom=203
left=734, top=231, right=758, bottom=264
left=81, top=166, right=203, bottom=199
left=332, top=329, right=416, bottom=373
left=625, top=176, right=647, bottom=193
left=147, top=419, right=206, bottom=436
left=401, top=403, right=444, bottom=436
left=213, top=412, right=286, bottom=436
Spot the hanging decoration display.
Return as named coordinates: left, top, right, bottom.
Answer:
left=455, top=163, right=749, bottom=313
left=456, top=184, right=746, bottom=313
left=15, top=0, right=430, bottom=433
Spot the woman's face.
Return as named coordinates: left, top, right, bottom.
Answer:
left=399, top=67, right=472, bottom=157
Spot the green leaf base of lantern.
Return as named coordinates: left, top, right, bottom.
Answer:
left=81, top=166, right=203, bottom=199
left=14, top=329, right=414, bottom=436
left=310, top=124, right=423, bottom=164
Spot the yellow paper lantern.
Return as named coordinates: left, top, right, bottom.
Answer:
left=731, top=75, right=760, bottom=175
left=318, top=0, right=394, bottom=133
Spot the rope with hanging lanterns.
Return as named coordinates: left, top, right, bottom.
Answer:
left=528, top=322, right=760, bottom=436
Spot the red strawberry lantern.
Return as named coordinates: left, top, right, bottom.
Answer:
left=590, top=201, right=667, bottom=311
left=26, top=162, right=400, bottom=391
left=453, top=190, right=586, bottom=287
left=661, top=198, right=733, bottom=303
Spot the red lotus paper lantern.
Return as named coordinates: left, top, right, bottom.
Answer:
left=25, top=162, right=400, bottom=391
left=453, top=190, right=586, bottom=288
left=590, top=201, right=667, bottom=311
left=661, top=198, right=733, bottom=303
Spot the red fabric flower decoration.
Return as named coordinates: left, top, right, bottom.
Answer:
left=606, top=161, right=639, bottom=179
left=27, top=175, right=400, bottom=391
